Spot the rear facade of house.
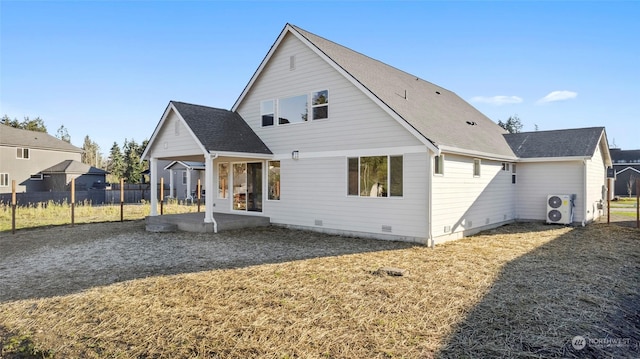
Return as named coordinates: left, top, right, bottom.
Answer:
left=143, top=24, right=612, bottom=244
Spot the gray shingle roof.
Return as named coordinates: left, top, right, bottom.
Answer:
left=41, top=160, right=108, bottom=175
left=610, top=148, right=640, bottom=163
left=0, top=125, right=82, bottom=153
left=504, top=127, right=605, bottom=158
left=288, top=24, right=516, bottom=158
left=171, top=101, right=272, bottom=155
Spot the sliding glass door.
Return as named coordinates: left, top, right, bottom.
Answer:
left=232, top=162, right=262, bottom=212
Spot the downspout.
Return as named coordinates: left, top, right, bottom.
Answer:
left=204, top=152, right=219, bottom=233
left=582, top=159, right=587, bottom=227
left=428, top=148, right=436, bottom=248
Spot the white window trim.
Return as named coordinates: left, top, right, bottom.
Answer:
left=473, top=158, right=481, bottom=177
left=0, top=173, right=9, bottom=187
left=16, top=147, right=30, bottom=159
left=267, top=160, right=281, bottom=201
left=218, top=162, right=229, bottom=199
left=30, top=173, right=43, bottom=180
left=261, top=88, right=330, bottom=127
left=434, top=154, right=444, bottom=176
left=347, top=155, right=403, bottom=198
left=311, top=89, right=329, bottom=121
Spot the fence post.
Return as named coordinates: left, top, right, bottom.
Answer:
left=636, top=178, right=640, bottom=228
left=120, top=178, right=124, bottom=222
left=197, top=179, right=201, bottom=212
left=607, top=181, right=611, bottom=224
left=11, top=180, right=16, bottom=234
left=71, top=177, right=75, bottom=227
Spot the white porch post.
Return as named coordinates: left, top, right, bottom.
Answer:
left=150, top=157, right=158, bottom=216
left=169, top=169, right=174, bottom=198
left=204, top=152, right=217, bottom=232
left=186, top=168, right=193, bottom=201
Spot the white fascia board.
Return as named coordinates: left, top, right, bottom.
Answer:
left=438, top=145, right=518, bottom=162
left=231, top=24, right=290, bottom=112
left=288, top=29, right=439, bottom=154
left=213, top=151, right=274, bottom=160
left=271, top=145, right=427, bottom=161
left=517, top=156, right=590, bottom=163
left=163, top=161, right=180, bottom=170
left=599, top=130, right=613, bottom=167
left=142, top=102, right=209, bottom=161
left=141, top=102, right=174, bottom=160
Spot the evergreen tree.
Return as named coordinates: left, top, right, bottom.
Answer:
left=1, top=115, right=47, bottom=132
left=123, top=139, right=143, bottom=183
left=81, top=135, right=101, bottom=167
left=106, top=142, right=125, bottom=182
left=497, top=115, right=524, bottom=133
left=55, top=125, right=71, bottom=143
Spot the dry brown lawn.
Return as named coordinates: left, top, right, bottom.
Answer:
left=1, top=222, right=638, bottom=358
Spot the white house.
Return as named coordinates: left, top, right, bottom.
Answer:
left=142, top=24, right=612, bottom=245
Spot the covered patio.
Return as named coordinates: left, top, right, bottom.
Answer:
left=141, top=101, right=273, bottom=234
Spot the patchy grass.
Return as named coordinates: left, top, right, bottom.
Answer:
left=0, top=223, right=638, bottom=358
left=0, top=201, right=198, bottom=231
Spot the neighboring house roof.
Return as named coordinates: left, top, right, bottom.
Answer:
left=40, top=160, right=108, bottom=175
left=164, top=161, right=206, bottom=170
left=0, top=125, right=82, bottom=153
left=615, top=166, right=640, bottom=175
left=609, top=148, right=640, bottom=163
left=233, top=23, right=516, bottom=159
left=504, top=127, right=607, bottom=159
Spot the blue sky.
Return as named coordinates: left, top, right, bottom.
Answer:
left=1, top=1, right=639, bottom=154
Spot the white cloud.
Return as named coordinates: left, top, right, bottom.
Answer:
left=537, top=90, right=577, bottom=104
left=469, top=95, right=523, bottom=106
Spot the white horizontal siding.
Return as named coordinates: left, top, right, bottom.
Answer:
left=213, top=152, right=429, bottom=240
left=515, top=161, right=584, bottom=222
left=431, top=154, right=515, bottom=239
left=148, top=111, right=203, bottom=158
left=585, top=143, right=606, bottom=222
left=236, top=32, right=422, bottom=154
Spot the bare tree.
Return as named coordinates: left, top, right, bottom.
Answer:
left=628, top=174, right=636, bottom=197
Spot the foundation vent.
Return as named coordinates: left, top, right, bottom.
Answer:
left=314, top=219, right=323, bottom=226
left=381, top=225, right=392, bottom=233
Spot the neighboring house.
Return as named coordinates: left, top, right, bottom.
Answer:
left=0, top=125, right=82, bottom=193
left=610, top=148, right=640, bottom=196
left=142, top=24, right=612, bottom=244
left=38, top=160, right=108, bottom=191
left=163, top=160, right=205, bottom=200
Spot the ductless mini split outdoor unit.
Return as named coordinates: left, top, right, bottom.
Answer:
left=546, top=194, right=575, bottom=225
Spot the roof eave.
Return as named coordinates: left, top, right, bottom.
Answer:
left=438, top=145, right=518, bottom=161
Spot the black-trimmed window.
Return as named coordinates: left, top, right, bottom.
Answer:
left=348, top=155, right=403, bottom=197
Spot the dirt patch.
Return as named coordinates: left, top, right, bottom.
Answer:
left=0, top=221, right=414, bottom=302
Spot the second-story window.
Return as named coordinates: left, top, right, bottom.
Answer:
left=17, top=148, right=29, bottom=159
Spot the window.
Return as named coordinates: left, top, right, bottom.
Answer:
left=262, top=89, right=329, bottom=126
left=268, top=161, right=280, bottom=200
left=347, top=155, right=403, bottom=197
left=0, top=173, right=8, bottom=187
left=30, top=174, right=43, bottom=180
left=218, top=163, right=229, bottom=198
left=261, top=100, right=275, bottom=127
left=434, top=155, right=444, bottom=175
left=312, top=90, right=328, bottom=120
left=278, top=94, right=307, bottom=124
left=512, top=164, right=517, bottom=184
left=16, top=148, right=29, bottom=159
left=473, top=159, right=481, bottom=177
left=182, top=171, right=187, bottom=185
left=502, top=162, right=510, bottom=171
